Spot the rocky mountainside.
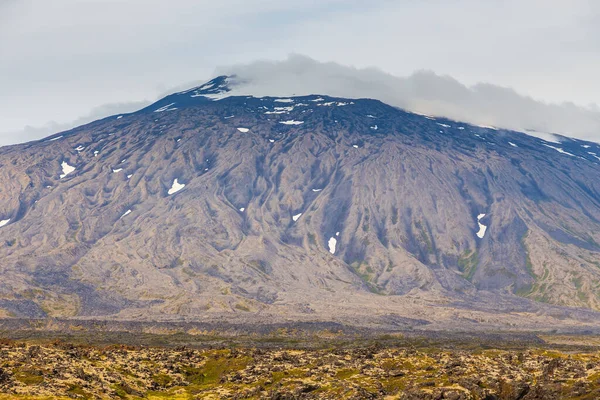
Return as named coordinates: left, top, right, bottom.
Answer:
left=1, top=76, right=600, bottom=330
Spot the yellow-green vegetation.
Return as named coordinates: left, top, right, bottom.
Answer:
left=151, top=374, right=173, bottom=387
left=234, top=303, right=252, bottom=312
left=0, top=339, right=600, bottom=399
left=13, top=370, right=44, bottom=386
left=415, top=220, right=434, bottom=254
left=458, top=249, right=478, bottom=280
left=349, top=261, right=383, bottom=294
left=0, top=396, right=72, bottom=400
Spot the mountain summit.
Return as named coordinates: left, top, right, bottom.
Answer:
left=0, top=78, right=600, bottom=330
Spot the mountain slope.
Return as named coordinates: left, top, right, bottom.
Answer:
left=0, top=77, right=600, bottom=329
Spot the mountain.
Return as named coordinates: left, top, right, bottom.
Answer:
left=1, top=76, right=600, bottom=330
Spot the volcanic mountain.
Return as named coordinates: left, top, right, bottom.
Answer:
left=1, top=76, right=600, bottom=330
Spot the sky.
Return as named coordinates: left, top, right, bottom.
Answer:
left=0, top=0, right=599, bottom=145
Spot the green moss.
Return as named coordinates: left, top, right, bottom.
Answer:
left=234, top=303, right=251, bottom=312
left=362, top=210, right=370, bottom=232
left=147, top=391, right=189, bottom=399
left=335, top=368, right=359, bottom=379
left=349, top=262, right=383, bottom=294
left=110, top=384, right=128, bottom=399
left=66, top=385, right=91, bottom=399
left=458, top=249, right=478, bottom=281
left=181, top=366, right=206, bottom=385
left=386, top=260, right=394, bottom=272
left=515, top=283, right=534, bottom=297
left=182, top=268, right=195, bottom=277
left=520, top=231, right=535, bottom=278
left=152, top=374, right=173, bottom=387
left=415, top=221, right=434, bottom=253
left=186, top=355, right=251, bottom=387
left=573, top=276, right=588, bottom=303
left=382, top=377, right=407, bottom=394
left=14, top=370, right=44, bottom=386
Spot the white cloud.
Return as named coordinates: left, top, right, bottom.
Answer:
left=3, top=54, right=600, bottom=145
left=216, top=55, right=600, bottom=142
left=0, top=0, right=598, bottom=144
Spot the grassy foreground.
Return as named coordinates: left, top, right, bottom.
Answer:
left=0, top=334, right=598, bottom=399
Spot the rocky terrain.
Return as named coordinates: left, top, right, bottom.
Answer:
left=0, top=333, right=599, bottom=399
left=0, top=76, right=600, bottom=328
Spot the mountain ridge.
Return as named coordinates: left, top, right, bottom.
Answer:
left=0, top=77, right=600, bottom=330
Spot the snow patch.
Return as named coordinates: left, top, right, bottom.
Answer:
left=478, top=125, right=498, bottom=130
left=112, top=168, right=123, bottom=173
left=328, top=237, right=337, bottom=254
left=154, top=102, right=177, bottom=113
left=370, top=125, right=378, bottom=130
left=476, top=214, right=487, bottom=239
left=274, top=98, right=294, bottom=103
left=60, top=161, right=75, bottom=179
left=237, top=127, right=250, bottom=133
left=587, top=152, right=600, bottom=161
left=199, top=83, right=215, bottom=91
left=0, top=219, right=10, bottom=228
left=265, top=106, right=295, bottom=115
left=120, top=210, right=132, bottom=219
left=292, top=213, right=302, bottom=222
left=239, top=207, right=245, bottom=212
left=509, top=142, right=518, bottom=147
left=168, top=179, right=185, bottom=195
left=543, top=144, right=575, bottom=157
left=312, top=188, right=322, bottom=192
left=525, top=130, right=561, bottom=144
left=280, top=120, right=304, bottom=125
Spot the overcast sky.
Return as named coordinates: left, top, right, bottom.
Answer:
left=1, top=0, right=599, bottom=145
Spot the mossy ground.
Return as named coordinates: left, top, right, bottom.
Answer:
left=0, top=334, right=600, bottom=399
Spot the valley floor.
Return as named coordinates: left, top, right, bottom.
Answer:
left=0, top=330, right=599, bottom=399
